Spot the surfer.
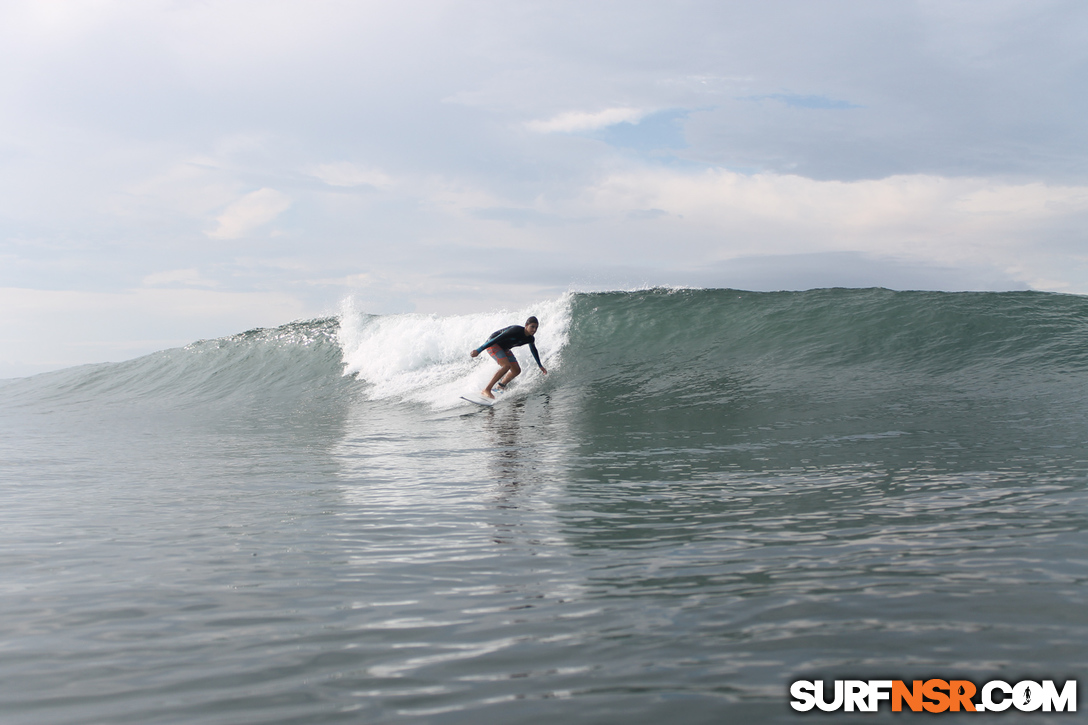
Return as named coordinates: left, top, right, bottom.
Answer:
left=470, top=316, right=548, bottom=399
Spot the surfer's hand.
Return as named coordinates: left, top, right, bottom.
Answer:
left=540, top=367, right=548, bottom=375
left=470, top=350, right=479, bottom=358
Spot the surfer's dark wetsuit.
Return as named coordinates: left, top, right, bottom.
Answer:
left=473, top=326, right=543, bottom=368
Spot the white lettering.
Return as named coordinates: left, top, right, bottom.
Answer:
left=844, top=680, right=871, bottom=712
left=1042, top=680, right=1077, bottom=712
left=1014, top=680, right=1044, bottom=712
left=815, top=680, right=844, bottom=712
left=982, top=681, right=1012, bottom=712
left=790, top=680, right=816, bottom=712
left=868, top=680, right=892, bottom=711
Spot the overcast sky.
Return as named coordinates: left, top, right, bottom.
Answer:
left=3, top=0, right=1088, bottom=376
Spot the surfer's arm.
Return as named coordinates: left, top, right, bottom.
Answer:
left=472, top=328, right=511, bottom=355
left=528, top=342, right=546, bottom=373
left=473, top=339, right=496, bottom=355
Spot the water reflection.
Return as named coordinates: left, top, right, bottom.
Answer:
left=481, top=398, right=527, bottom=485
left=330, top=388, right=579, bottom=588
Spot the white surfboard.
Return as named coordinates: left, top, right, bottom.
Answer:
left=460, top=395, right=495, bottom=407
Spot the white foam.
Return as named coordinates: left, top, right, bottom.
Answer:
left=336, top=294, right=572, bottom=409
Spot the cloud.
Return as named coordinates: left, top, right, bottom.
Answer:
left=526, top=107, right=650, bottom=134
left=584, top=168, right=1088, bottom=246
left=471, top=207, right=572, bottom=227
left=744, top=94, right=861, bottom=110
left=141, top=268, right=218, bottom=288
left=208, top=188, right=292, bottom=239
left=3, top=1, right=1088, bottom=371
left=308, top=162, right=394, bottom=188
left=527, top=167, right=1088, bottom=292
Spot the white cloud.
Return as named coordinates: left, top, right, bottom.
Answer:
left=308, top=162, right=394, bottom=188
left=526, top=107, right=649, bottom=134
left=208, top=188, right=292, bottom=239
left=580, top=169, right=1088, bottom=263
left=121, top=157, right=240, bottom=220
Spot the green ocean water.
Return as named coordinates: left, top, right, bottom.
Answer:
left=1, top=288, right=1085, bottom=723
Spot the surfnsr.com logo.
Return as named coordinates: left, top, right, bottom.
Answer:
left=790, top=679, right=1077, bottom=713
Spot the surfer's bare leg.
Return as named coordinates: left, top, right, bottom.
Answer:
left=498, top=362, right=522, bottom=388
left=482, top=364, right=511, bottom=399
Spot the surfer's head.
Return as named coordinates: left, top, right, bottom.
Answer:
left=525, top=316, right=539, bottom=335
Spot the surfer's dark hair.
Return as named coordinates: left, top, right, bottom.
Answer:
left=525, top=316, right=539, bottom=327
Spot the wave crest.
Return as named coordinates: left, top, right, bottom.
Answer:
left=337, top=293, right=572, bottom=408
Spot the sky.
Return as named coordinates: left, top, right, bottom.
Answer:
left=2, top=0, right=1088, bottom=376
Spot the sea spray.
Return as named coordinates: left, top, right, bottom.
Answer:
left=336, top=293, right=572, bottom=408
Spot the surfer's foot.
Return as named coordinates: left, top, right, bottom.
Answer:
left=496, top=382, right=507, bottom=391
left=481, top=389, right=495, bottom=399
